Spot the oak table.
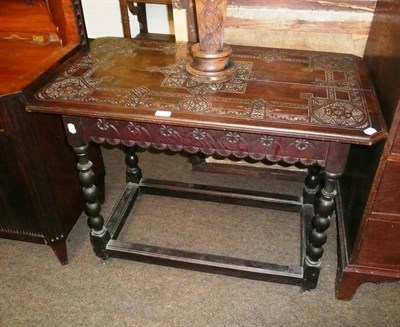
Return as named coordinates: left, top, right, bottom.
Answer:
left=26, top=37, right=386, bottom=290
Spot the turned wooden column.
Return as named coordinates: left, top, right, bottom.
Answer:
left=186, top=0, right=236, bottom=82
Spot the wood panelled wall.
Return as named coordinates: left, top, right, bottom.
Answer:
left=223, top=0, right=377, bottom=56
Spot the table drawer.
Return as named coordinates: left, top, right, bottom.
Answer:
left=357, top=215, right=400, bottom=269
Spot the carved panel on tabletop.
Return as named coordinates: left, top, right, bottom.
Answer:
left=90, top=38, right=184, bottom=56
left=153, top=59, right=256, bottom=95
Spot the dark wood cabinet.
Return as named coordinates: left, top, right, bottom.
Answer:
left=336, top=0, right=400, bottom=300
left=0, top=0, right=105, bottom=264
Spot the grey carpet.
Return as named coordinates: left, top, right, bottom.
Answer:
left=1, top=146, right=399, bottom=327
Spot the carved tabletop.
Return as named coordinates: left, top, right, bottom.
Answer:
left=28, top=37, right=386, bottom=147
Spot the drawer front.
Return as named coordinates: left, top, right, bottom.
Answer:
left=358, top=216, right=400, bottom=269
left=372, top=159, right=400, bottom=215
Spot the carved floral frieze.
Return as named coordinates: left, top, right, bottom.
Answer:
left=85, top=118, right=329, bottom=166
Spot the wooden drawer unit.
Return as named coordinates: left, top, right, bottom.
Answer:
left=372, top=159, right=400, bottom=215
left=357, top=216, right=400, bottom=269
left=335, top=0, right=400, bottom=300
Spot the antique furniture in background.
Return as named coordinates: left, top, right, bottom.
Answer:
left=131, top=1, right=377, bottom=56
left=0, top=0, right=105, bottom=265
left=119, top=0, right=173, bottom=37
left=119, top=1, right=376, bottom=58
left=119, top=0, right=198, bottom=42
left=335, top=0, right=400, bottom=300
left=25, top=0, right=386, bottom=290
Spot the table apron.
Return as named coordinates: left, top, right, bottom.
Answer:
left=78, top=117, right=334, bottom=167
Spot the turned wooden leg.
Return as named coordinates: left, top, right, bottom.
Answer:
left=73, top=144, right=111, bottom=261
left=302, top=170, right=341, bottom=290
left=303, top=165, right=322, bottom=205
left=124, top=146, right=142, bottom=183
left=302, top=165, right=322, bottom=238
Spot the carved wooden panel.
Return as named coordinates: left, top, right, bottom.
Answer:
left=84, top=118, right=330, bottom=165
